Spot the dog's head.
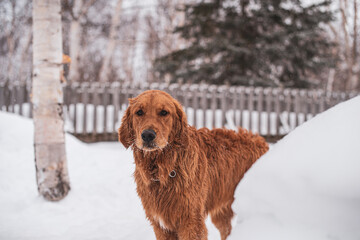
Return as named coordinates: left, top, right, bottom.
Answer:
left=118, top=90, right=188, bottom=151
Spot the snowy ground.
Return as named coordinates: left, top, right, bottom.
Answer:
left=0, top=96, right=360, bottom=240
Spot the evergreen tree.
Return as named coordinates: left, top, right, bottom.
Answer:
left=155, top=0, right=336, bottom=88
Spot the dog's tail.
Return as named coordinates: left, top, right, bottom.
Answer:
left=237, top=127, right=269, bottom=160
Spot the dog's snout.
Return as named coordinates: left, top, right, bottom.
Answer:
left=141, top=129, right=156, bottom=143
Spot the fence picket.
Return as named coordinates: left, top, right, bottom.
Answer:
left=112, top=82, right=120, bottom=132
left=209, top=86, right=217, bottom=128
left=201, top=87, right=207, bottom=128
left=82, top=84, right=89, bottom=135
left=284, top=89, right=291, bottom=131
left=257, top=87, right=263, bottom=134
left=92, top=83, right=99, bottom=136
left=294, top=89, right=300, bottom=127
left=230, top=87, right=237, bottom=128
left=28, top=84, right=33, bottom=118
left=9, top=85, right=14, bottom=113
left=0, top=83, right=4, bottom=110
left=247, top=87, right=254, bottom=132
left=239, top=87, right=245, bottom=128
left=274, top=89, right=281, bottom=136
left=19, top=84, right=25, bottom=116
left=220, top=87, right=227, bottom=127
left=102, top=84, right=109, bottom=134
left=192, top=85, right=199, bottom=127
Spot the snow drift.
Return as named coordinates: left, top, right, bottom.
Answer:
left=0, top=96, right=359, bottom=240
left=233, top=96, right=360, bottom=240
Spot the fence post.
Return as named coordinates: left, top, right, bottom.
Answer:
left=274, top=88, right=281, bottom=136
left=229, top=86, right=236, bottom=128
left=283, top=89, right=291, bottom=131
left=102, top=83, right=109, bottom=135
left=294, top=89, right=300, bottom=127
left=181, top=84, right=190, bottom=123
left=72, top=83, right=80, bottom=134
left=247, top=87, right=254, bottom=132
left=7, top=84, right=12, bottom=113
left=190, top=84, right=199, bottom=127
left=200, top=84, right=208, bottom=128
left=209, top=85, right=217, bottom=128
left=19, top=83, right=27, bottom=116
left=219, top=86, right=228, bottom=128
left=256, top=87, right=264, bottom=134
left=92, top=82, right=100, bottom=137
left=112, top=82, right=120, bottom=133
left=28, top=83, right=33, bottom=118
left=81, top=82, right=89, bottom=135
left=265, top=88, right=272, bottom=137
left=0, top=82, right=4, bottom=111
left=238, top=87, right=245, bottom=128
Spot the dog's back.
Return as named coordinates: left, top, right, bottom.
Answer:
left=196, top=127, right=268, bottom=215
left=192, top=127, right=268, bottom=239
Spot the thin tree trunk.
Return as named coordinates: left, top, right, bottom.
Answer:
left=20, top=31, right=33, bottom=82
left=68, top=0, right=83, bottom=83
left=350, top=0, right=359, bottom=90
left=340, top=0, right=355, bottom=90
left=32, top=0, right=70, bottom=201
left=326, top=69, right=335, bottom=93
left=69, top=20, right=81, bottom=83
left=6, top=1, right=16, bottom=82
left=353, top=0, right=358, bottom=63
left=98, top=0, right=123, bottom=82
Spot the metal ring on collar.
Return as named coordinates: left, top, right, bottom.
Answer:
left=169, top=170, right=176, bottom=178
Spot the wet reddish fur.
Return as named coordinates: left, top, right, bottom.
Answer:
left=118, top=90, right=269, bottom=240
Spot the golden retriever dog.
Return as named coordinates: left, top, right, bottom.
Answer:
left=118, top=90, right=268, bottom=240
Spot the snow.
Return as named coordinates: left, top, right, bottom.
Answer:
left=1, top=96, right=360, bottom=240
left=234, top=96, right=360, bottom=240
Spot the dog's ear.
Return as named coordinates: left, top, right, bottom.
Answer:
left=172, top=100, right=189, bottom=147
left=118, top=99, right=134, bottom=149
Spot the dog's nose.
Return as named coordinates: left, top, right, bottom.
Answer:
left=141, top=129, right=156, bottom=143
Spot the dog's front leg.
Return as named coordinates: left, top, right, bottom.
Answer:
left=152, top=222, right=178, bottom=240
left=177, top=215, right=208, bottom=240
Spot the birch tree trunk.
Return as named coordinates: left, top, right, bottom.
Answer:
left=98, top=0, right=122, bottom=82
left=32, top=0, right=70, bottom=201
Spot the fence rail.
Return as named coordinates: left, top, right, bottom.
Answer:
left=1, top=82, right=358, bottom=142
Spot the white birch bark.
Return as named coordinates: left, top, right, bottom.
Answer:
left=98, top=0, right=123, bottom=82
left=32, top=0, right=70, bottom=201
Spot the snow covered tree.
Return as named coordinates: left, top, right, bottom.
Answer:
left=32, top=0, right=70, bottom=201
left=155, top=0, right=337, bottom=88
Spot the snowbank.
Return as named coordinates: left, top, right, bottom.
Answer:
left=0, top=96, right=359, bottom=239
left=233, top=96, right=360, bottom=240
left=0, top=112, right=151, bottom=240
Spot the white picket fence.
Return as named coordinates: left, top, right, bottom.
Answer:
left=1, top=81, right=358, bottom=141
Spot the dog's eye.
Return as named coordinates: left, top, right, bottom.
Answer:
left=136, top=109, right=144, bottom=116
left=160, top=110, right=168, bottom=116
